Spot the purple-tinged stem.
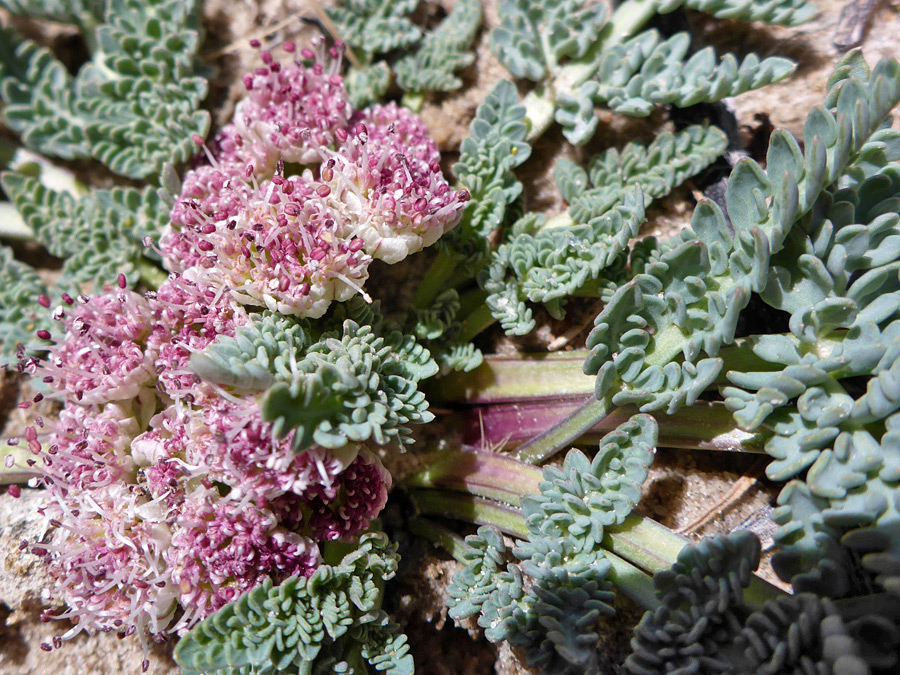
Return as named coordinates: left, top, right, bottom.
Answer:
left=432, top=351, right=594, bottom=404
left=460, top=398, right=767, bottom=453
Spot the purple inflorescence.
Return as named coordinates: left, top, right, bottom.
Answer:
left=27, top=37, right=454, bottom=647
left=159, top=37, right=467, bottom=317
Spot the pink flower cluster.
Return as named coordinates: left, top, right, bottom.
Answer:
left=25, top=245, right=388, bottom=643
left=15, top=36, right=464, bottom=651
left=160, top=39, right=469, bottom=318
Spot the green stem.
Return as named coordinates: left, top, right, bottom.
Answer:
left=433, top=351, right=594, bottom=403
left=137, top=257, right=168, bottom=290
left=408, top=489, right=531, bottom=539
left=513, top=393, right=612, bottom=464
left=401, top=91, right=426, bottom=112
left=435, top=332, right=855, bottom=405
left=603, top=514, right=689, bottom=575
left=408, top=517, right=471, bottom=563
left=405, top=449, right=542, bottom=505
left=408, top=488, right=780, bottom=612
left=605, top=550, right=660, bottom=610
left=457, top=303, right=499, bottom=344
left=410, top=250, right=458, bottom=309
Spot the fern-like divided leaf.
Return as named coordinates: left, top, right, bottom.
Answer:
left=0, top=0, right=209, bottom=178
left=443, top=80, right=531, bottom=268
left=490, top=0, right=608, bottom=82
left=0, top=245, right=52, bottom=367
left=566, top=124, right=728, bottom=224
left=583, top=52, right=900, bottom=424
left=485, top=123, right=728, bottom=337
left=658, top=0, right=817, bottom=26
left=0, top=26, right=90, bottom=160
left=175, top=532, right=411, bottom=675
left=327, top=0, right=421, bottom=56
left=522, top=413, right=657, bottom=549
left=188, top=313, right=312, bottom=390
left=446, top=525, right=509, bottom=620
left=260, top=320, right=438, bottom=452
left=625, top=531, right=871, bottom=675
left=484, top=191, right=644, bottom=336
left=344, top=61, right=392, bottom=109
left=405, top=289, right=484, bottom=373
left=592, top=30, right=796, bottom=117
left=0, top=0, right=103, bottom=26
left=77, top=0, right=209, bottom=178
left=451, top=416, right=656, bottom=674
left=395, top=0, right=481, bottom=95
left=717, top=53, right=900, bottom=594
left=1, top=172, right=167, bottom=290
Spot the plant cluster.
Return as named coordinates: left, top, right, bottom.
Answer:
left=1, top=0, right=900, bottom=674
left=3, top=31, right=463, bottom=655
left=325, top=0, right=482, bottom=109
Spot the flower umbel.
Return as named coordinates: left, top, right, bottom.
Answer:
left=27, top=37, right=452, bottom=650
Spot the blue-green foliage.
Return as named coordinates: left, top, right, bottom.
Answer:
left=175, top=532, right=413, bottom=675
left=328, top=0, right=481, bottom=106
left=411, top=80, right=531, bottom=368
left=0, top=0, right=209, bottom=179
left=590, top=30, right=796, bottom=117
left=344, top=61, right=393, bottom=110
left=451, top=79, right=532, bottom=249
left=0, top=245, right=52, bottom=366
left=566, top=125, right=728, bottom=224
left=189, top=312, right=438, bottom=453
left=448, top=415, right=657, bottom=674
left=405, top=289, right=483, bottom=372
left=584, top=52, right=900, bottom=424
left=0, top=0, right=104, bottom=25
left=720, top=89, right=900, bottom=596
left=1, top=172, right=168, bottom=289
left=483, top=191, right=644, bottom=336
left=394, top=0, right=481, bottom=94
left=189, top=313, right=313, bottom=391
left=490, top=0, right=608, bottom=82
left=488, top=0, right=812, bottom=144
left=483, top=125, right=728, bottom=335
left=625, top=532, right=872, bottom=675
left=657, top=0, right=817, bottom=26
left=328, top=0, right=421, bottom=56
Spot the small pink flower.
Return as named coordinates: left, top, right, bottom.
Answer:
left=304, top=450, right=392, bottom=541
left=178, top=398, right=358, bottom=499
left=37, top=290, right=157, bottom=405
left=235, top=38, right=351, bottom=164
left=41, top=402, right=142, bottom=495
left=188, top=174, right=372, bottom=318
left=147, top=271, right=249, bottom=400
left=41, top=482, right=177, bottom=637
left=166, top=488, right=320, bottom=628
left=323, top=104, right=469, bottom=264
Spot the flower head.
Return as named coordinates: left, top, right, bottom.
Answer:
left=165, top=487, right=319, bottom=627
left=302, top=450, right=391, bottom=542
left=36, top=288, right=157, bottom=405
left=235, top=39, right=351, bottom=164
left=323, top=104, right=469, bottom=264
left=147, top=271, right=249, bottom=400
left=185, top=172, right=372, bottom=318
